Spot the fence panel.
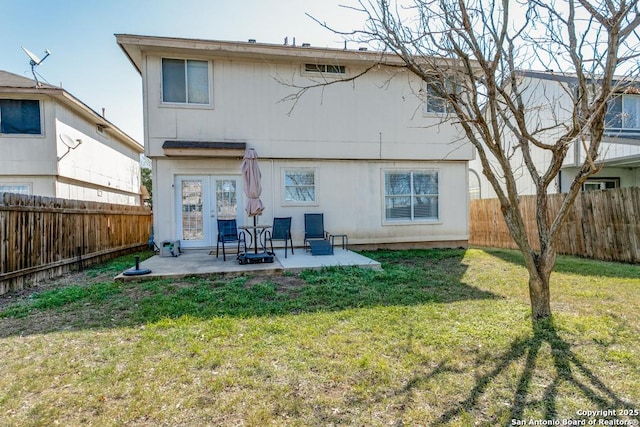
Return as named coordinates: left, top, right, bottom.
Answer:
left=470, top=188, right=640, bottom=263
left=0, top=193, right=152, bottom=295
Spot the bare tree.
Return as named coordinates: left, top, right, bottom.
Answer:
left=310, top=0, right=640, bottom=321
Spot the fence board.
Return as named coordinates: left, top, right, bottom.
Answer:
left=470, top=188, right=640, bottom=263
left=0, top=193, right=152, bottom=295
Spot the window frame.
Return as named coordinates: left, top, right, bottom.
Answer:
left=161, top=57, right=212, bottom=106
left=606, top=92, right=640, bottom=134
left=383, top=169, right=440, bottom=223
left=0, top=183, right=31, bottom=195
left=583, top=177, right=620, bottom=191
left=302, top=63, right=347, bottom=78
left=282, top=168, right=318, bottom=206
left=422, top=80, right=459, bottom=116
left=0, top=98, right=43, bottom=136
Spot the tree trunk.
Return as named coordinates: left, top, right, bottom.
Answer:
left=528, top=271, right=552, bottom=320
left=525, top=251, right=554, bottom=321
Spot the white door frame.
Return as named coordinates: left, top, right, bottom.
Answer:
left=175, top=175, right=242, bottom=248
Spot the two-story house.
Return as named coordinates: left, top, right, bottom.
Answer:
left=469, top=70, right=640, bottom=199
left=117, top=34, right=474, bottom=249
left=0, top=70, right=144, bottom=205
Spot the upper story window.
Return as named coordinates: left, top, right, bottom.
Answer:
left=0, top=99, right=41, bottom=134
left=162, top=58, right=210, bottom=104
left=384, top=170, right=439, bottom=221
left=423, top=80, right=459, bottom=115
left=283, top=169, right=316, bottom=204
left=606, top=93, right=640, bottom=134
left=304, top=63, right=346, bottom=75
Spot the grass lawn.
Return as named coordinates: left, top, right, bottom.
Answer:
left=0, top=248, right=639, bottom=426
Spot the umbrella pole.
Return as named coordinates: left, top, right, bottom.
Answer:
left=253, top=216, right=258, bottom=254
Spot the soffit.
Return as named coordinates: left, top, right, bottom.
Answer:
left=162, top=140, right=247, bottom=158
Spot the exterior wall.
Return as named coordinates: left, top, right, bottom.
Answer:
left=0, top=175, right=56, bottom=196
left=565, top=139, right=640, bottom=167
left=469, top=75, right=571, bottom=199
left=469, top=74, right=640, bottom=198
left=0, top=94, right=57, bottom=178
left=559, top=166, right=640, bottom=191
left=142, top=54, right=472, bottom=161
left=152, top=157, right=469, bottom=247
left=55, top=179, right=138, bottom=205
left=0, top=93, right=142, bottom=204
left=136, top=41, right=473, bottom=248
left=55, top=115, right=141, bottom=198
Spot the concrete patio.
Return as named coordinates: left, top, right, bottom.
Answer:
left=115, top=247, right=382, bottom=281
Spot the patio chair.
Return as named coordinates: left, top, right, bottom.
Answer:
left=264, top=217, right=294, bottom=258
left=304, top=213, right=332, bottom=254
left=216, top=219, right=247, bottom=261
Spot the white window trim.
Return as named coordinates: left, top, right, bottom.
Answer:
left=159, top=57, right=214, bottom=109
left=381, top=168, right=441, bottom=225
left=282, top=167, right=318, bottom=206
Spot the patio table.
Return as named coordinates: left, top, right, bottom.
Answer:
left=238, top=224, right=271, bottom=254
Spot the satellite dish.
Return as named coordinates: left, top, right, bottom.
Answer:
left=57, top=134, right=82, bottom=161
left=21, top=46, right=51, bottom=86
left=59, top=133, right=81, bottom=149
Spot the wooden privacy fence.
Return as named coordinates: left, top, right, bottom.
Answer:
left=0, top=193, right=153, bottom=295
left=470, top=187, right=640, bottom=263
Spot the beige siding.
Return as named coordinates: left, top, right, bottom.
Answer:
left=144, top=54, right=472, bottom=161
left=136, top=39, right=473, bottom=247
left=0, top=95, right=56, bottom=176
left=1, top=94, right=141, bottom=205
left=152, top=157, right=469, bottom=247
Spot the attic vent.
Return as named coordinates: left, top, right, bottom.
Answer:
left=304, top=64, right=346, bottom=74
left=96, top=124, right=108, bottom=135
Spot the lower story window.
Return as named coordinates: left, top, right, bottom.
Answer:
left=384, top=170, right=439, bottom=221
left=583, top=177, right=619, bottom=191
left=284, top=169, right=315, bottom=203
left=0, top=184, right=31, bottom=195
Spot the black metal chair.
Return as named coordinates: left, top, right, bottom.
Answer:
left=304, top=213, right=331, bottom=253
left=264, top=217, right=294, bottom=258
left=216, top=219, right=247, bottom=261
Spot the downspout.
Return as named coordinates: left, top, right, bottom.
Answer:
left=270, top=159, right=275, bottom=216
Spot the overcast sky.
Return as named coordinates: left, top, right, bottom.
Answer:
left=1, top=0, right=364, bottom=143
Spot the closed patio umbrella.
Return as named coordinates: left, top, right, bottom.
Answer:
left=241, top=148, right=264, bottom=253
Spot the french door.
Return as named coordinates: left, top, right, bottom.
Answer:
left=176, top=175, right=240, bottom=248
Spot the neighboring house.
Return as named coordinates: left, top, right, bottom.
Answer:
left=469, top=70, right=640, bottom=199
left=116, top=34, right=474, bottom=249
left=0, top=70, right=144, bottom=205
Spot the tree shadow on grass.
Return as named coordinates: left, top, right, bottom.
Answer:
left=0, top=249, right=500, bottom=338
left=410, top=320, right=639, bottom=426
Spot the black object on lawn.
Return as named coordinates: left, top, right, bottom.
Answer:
left=122, top=255, right=152, bottom=276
